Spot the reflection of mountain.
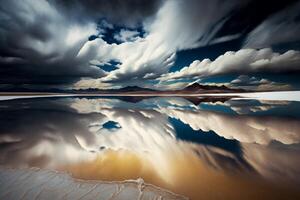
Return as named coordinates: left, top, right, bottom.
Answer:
left=76, top=96, right=232, bottom=106
left=111, top=86, right=156, bottom=93
left=183, top=96, right=230, bottom=105
left=110, top=96, right=154, bottom=103
left=183, top=83, right=232, bottom=92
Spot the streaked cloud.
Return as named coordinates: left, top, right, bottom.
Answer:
left=244, top=1, right=300, bottom=49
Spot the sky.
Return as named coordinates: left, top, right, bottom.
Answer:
left=0, top=0, right=300, bottom=91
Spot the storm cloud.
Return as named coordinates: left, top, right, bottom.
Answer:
left=0, top=0, right=162, bottom=86
left=0, top=0, right=299, bottom=89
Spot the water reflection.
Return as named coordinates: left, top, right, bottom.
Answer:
left=0, top=97, right=300, bottom=199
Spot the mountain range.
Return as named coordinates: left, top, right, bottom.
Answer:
left=74, top=83, right=245, bottom=94
left=0, top=83, right=245, bottom=94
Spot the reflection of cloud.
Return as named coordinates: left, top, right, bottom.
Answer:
left=87, top=107, right=177, bottom=153
left=71, top=98, right=300, bottom=183
left=0, top=99, right=104, bottom=168
left=0, top=97, right=300, bottom=199
left=202, top=99, right=290, bottom=114
left=0, top=98, right=267, bottom=199
left=228, top=100, right=290, bottom=114
left=159, top=108, right=300, bottom=145
left=243, top=142, right=300, bottom=183
left=71, top=97, right=198, bottom=113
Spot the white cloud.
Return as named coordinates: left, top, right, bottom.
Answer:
left=3, top=0, right=298, bottom=90
left=114, top=29, right=141, bottom=42
left=228, top=75, right=292, bottom=91
left=74, top=0, right=243, bottom=88
left=0, top=0, right=163, bottom=86
left=159, top=48, right=300, bottom=82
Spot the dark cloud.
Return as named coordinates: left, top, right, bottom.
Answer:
left=0, top=0, right=161, bottom=87
left=53, top=0, right=162, bottom=27
left=0, top=0, right=107, bottom=86
left=213, top=0, right=298, bottom=40
left=244, top=1, right=300, bottom=50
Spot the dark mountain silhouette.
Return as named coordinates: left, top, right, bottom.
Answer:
left=170, top=82, right=245, bottom=94
left=184, top=83, right=231, bottom=91
left=101, top=83, right=243, bottom=94
left=0, top=83, right=245, bottom=94
left=112, top=86, right=155, bottom=92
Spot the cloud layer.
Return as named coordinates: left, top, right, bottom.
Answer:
left=0, top=0, right=299, bottom=89
left=159, top=48, right=300, bottom=82
left=0, top=0, right=246, bottom=89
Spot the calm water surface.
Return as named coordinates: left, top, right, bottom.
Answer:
left=0, top=96, right=300, bottom=200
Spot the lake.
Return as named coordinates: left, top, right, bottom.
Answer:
left=0, top=95, right=300, bottom=200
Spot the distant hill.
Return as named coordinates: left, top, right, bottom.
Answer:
left=184, top=83, right=230, bottom=91
left=111, top=86, right=155, bottom=93
left=89, top=83, right=245, bottom=94
left=176, top=83, right=244, bottom=94
left=0, top=83, right=245, bottom=94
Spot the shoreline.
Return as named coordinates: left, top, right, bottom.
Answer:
left=0, top=90, right=299, bottom=101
